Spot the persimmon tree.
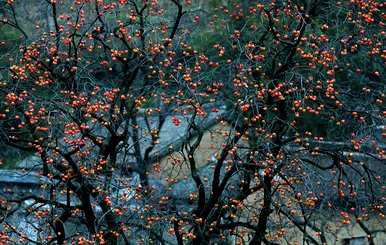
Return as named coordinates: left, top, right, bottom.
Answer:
left=0, top=0, right=385, bottom=245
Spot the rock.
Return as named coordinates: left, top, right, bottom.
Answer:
left=0, top=170, right=48, bottom=186
left=16, top=155, right=43, bottom=170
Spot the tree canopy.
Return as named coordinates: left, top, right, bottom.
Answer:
left=0, top=0, right=385, bottom=244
